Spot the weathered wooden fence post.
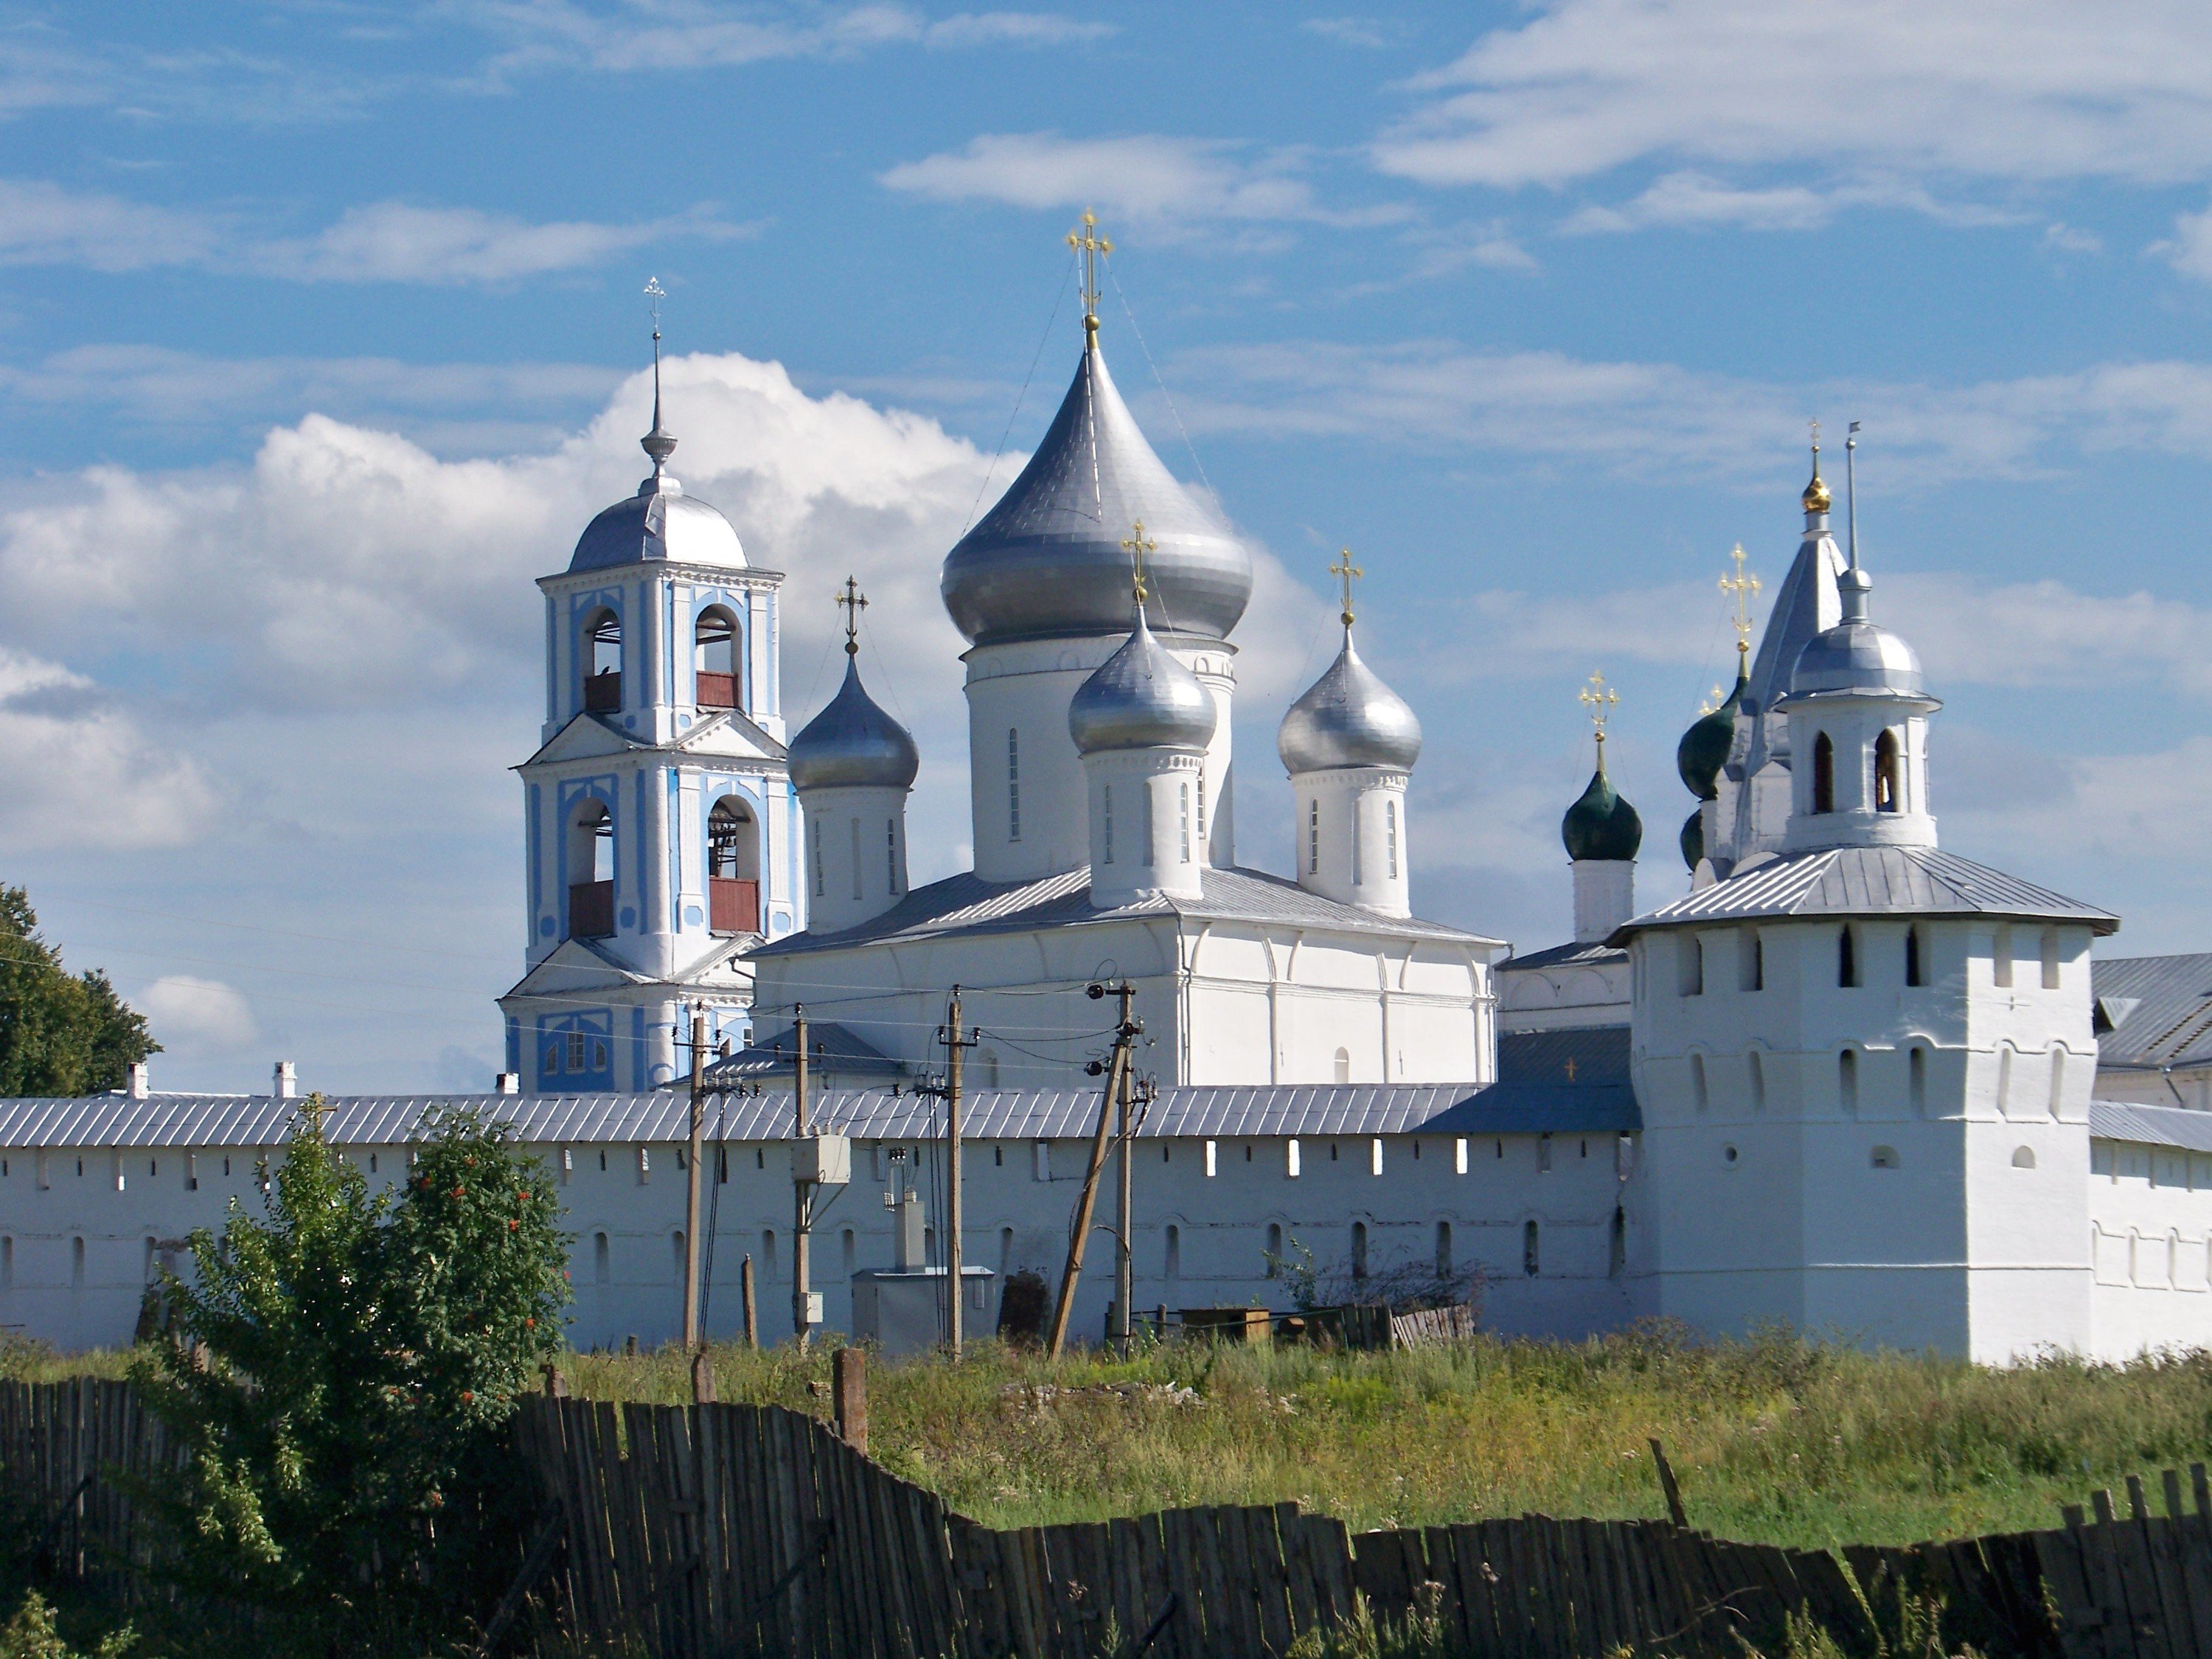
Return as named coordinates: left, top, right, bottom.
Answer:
left=742, top=1253, right=758, bottom=1349
left=834, top=1347, right=866, bottom=1453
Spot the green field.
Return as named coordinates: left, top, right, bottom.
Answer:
left=543, top=1324, right=2212, bottom=1548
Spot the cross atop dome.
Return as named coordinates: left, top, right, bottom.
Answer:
left=1068, top=211, right=1112, bottom=347
left=1329, top=549, right=1363, bottom=628
left=1579, top=669, right=1618, bottom=751
left=641, top=276, right=676, bottom=477
left=1121, top=519, right=1155, bottom=604
left=835, top=576, right=869, bottom=658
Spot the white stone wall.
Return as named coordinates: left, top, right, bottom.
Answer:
left=2086, top=1137, right=2212, bottom=1358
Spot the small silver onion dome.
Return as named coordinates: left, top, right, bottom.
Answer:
left=1790, top=566, right=1925, bottom=696
left=789, top=656, right=919, bottom=791
left=1277, top=629, right=1422, bottom=774
left=570, top=422, right=747, bottom=574
left=1068, top=608, right=1217, bottom=756
left=942, top=343, right=1252, bottom=647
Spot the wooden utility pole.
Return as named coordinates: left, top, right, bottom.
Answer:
left=741, top=1254, right=757, bottom=1349
left=1114, top=1068, right=1145, bottom=1356
left=793, top=1004, right=813, bottom=1350
left=1048, top=981, right=1136, bottom=1358
left=939, top=987, right=977, bottom=1357
left=683, top=1009, right=707, bottom=1351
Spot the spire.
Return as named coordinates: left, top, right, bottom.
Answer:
left=1801, top=420, right=1830, bottom=518
left=1845, top=419, right=1862, bottom=571
left=1068, top=211, right=1111, bottom=349
left=641, top=276, right=677, bottom=479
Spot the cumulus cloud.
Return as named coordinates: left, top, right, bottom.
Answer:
left=881, top=132, right=1402, bottom=233
left=139, top=975, right=258, bottom=1048
left=0, top=647, right=218, bottom=850
left=2159, top=199, right=2212, bottom=281
left=1562, top=171, right=2024, bottom=234
left=0, top=179, right=743, bottom=285
left=1377, top=0, right=2212, bottom=192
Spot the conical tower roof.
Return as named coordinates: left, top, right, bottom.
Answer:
left=941, top=342, right=1252, bottom=647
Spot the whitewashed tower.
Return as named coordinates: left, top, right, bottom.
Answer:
left=787, top=579, right=919, bottom=934
left=1277, top=555, right=1422, bottom=919
left=500, top=296, right=801, bottom=1091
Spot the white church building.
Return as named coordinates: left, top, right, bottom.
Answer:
left=4, top=276, right=2211, bottom=1366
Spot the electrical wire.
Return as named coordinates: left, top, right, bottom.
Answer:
left=959, top=250, right=1077, bottom=540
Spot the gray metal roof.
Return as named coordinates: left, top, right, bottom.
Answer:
left=748, top=863, right=1497, bottom=959
left=939, top=342, right=1252, bottom=648
left=1277, top=627, right=1422, bottom=776
left=788, top=655, right=918, bottom=791
left=1499, top=939, right=1628, bottom=973
left=568, top=473, right=747, bottom=574
left=1610, top=845, right=2118, bottom=941
left=2090, top=955, right=2212, bottom=1071
left=2090, top=1099, right=2212, bottom=1155
left=1498, top=1027, right=1631, bottom=1088
left=1068, top=607, right=1217, bottom=756
left=711, top=1021, right=908, bottom=1082
left=0, top=1077, right=1639, bottom=1150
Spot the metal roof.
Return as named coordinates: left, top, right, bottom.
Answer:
left=749, top=863, right=1497, bottom=960
left=1610, top=845, right=2118, bottom=941
left=0, top=1076, right=1638, bottom=1150
left=2090, top=1099, right=2212, bottom=1155
left=711, top=1022, right=907, bottom=1082
left=2090, top=955, right=2212, bottom=1071
left=1499, top=940, right=1628, bottom=973
left=1498, top=1027, right=1631, bottom=1088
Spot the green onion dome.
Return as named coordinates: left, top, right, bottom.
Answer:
left=1561, top=754, right=1642, bottom=863
left=1675, top=664, right=1745, bottom=802
left=1680, top=806, right=1704, bottom=872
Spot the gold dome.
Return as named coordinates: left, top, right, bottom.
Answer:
left=1801, top=452, right=1831, bottom=514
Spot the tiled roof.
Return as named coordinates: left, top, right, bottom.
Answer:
left=2090, top=955, right=2212, bottom=1071
left=748, top=863, right=1498, bottom=959
left=1610, top=845, right=2117, bottom=940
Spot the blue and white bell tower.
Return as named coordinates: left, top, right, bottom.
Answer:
left=498, top=320, right=803, bottom=1092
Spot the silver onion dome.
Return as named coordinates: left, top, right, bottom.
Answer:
left=942, top=342, right=1252, bottom=647
left=1278, top=628, right=1422, bottom=774
left=1068, top=607, right=1218, bottom=756
left=789, top=656, right=919, bottom=791
left=1789, top=566, right=1926, bottom=697
left=570, top=424, right=747, bottom=574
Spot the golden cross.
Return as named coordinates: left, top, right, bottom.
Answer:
left=1579, top=669, right=1618, bottom=747
left=835, top=576, right=868, bottom=657
left=1067, top=211, right=1112, bottom=344
left=1564, top=1057, right=1577, bottom=1082
left=1120, top=520, right=1155, bottom=604
left=1328, top=548, right=1363, bottom=627
left=1809, top=418, right=1820, bottom=451
left=1719, top=543, right=1761, bottom=664
left=1698, top=683, right=1728, bottom=716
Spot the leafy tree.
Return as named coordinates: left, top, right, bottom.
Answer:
left=0, top=1592, right=133, bottom=1659
left=133, top=1101, right=569, bottom=1652
left=0, top=888, right=157, bottom=1097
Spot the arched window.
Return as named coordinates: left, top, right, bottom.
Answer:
left=1308, top=800, right=1319, bottom=874
left=1197, top=774, right=1207, bottom=840
left=1265, top=1222, right=1283, bottom=1276
left=842, top=1228, right=857, bottom=1276
left=1838, top=926, right=1858, bottom=988
left=1435, top=1221, right=1453, bottom=1279
left=1812, top=732, right=1834, bottom=813
left=1839, top=1049, right=1859, bottom=1114
left=1101, top=785, right=1114, bottom=865
left=1334, top=1048, right=1351, bottom=1085
left=1909, top=1046, right=1927, bottom=1116
left=1350, top=1220, right=1369, bottom=1280
left=584, top=608, right=622, bottom=712
left=1874, top=728, right=1901, bottom=812
left=1006, top=728, right=1020, bottom=842
left=695, top=606, right=740, bottom=709
left=1690, top=1053, right=1709, bottom=1111
left=1608, top=1207, right=1626, bottom=1278
left=1739, top=929, right=1763, bottom=992
left=708, top=799, right=759, bottom=935
left=886, top=819, right=901, bottom=895
left=1387, top=799, right=1399, bottom=879
left=2012, top=1144, right=2037, bottom=1169
left=1747, top=1048, right=1767, bottom=1110
left=1164, top=1224, right=1181, bottom=1281
left=1179, top=782, right=1192, bottom=863
left=1522, top=1220, right=1540, bottom=1278
left=568, top=799, right=615, bottom=938
left=594, top=1231, right=611, bottom=1284
left=1905, top=926, right=1923, bottom=987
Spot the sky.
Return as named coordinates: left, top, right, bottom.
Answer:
left=3, top=0, right=2212, bottom=1093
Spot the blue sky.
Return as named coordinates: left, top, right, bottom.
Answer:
left=3, top=1, right=2211, bottom=1091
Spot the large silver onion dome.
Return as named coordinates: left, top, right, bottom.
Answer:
left=1789, top=567, right=1926, bottom=697
left=570, top=424, right=746, bottom=574
left=1278, top=629, right=1422, bottom=774
left=789, top=656, right=919, bottom=791
left=942, top=343, right=1252, bottom=646
left=1068, top=608, right=1217, bottom=755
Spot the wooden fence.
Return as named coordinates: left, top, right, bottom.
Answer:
left=13, top=1379, right=2212, bottom=1659
left=512, top=1392, right=2212, bottom=1659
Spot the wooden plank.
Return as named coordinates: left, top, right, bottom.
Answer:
left=1212, top=1506, right=1267, bottom=1658
left=1245, top=1506, right=1295, bottom=1658
left=949, top=1517, right=1008, bottom=1659
left=1130, top=1511, right=1175, bottom=1659
left=1279, top=1507, right=1321, bottom=1645
left=1193, top=1508, right=1249, bottom=1658
left=2035, top=1523, right=2108, bottom=1659
left=1159, top=1509, right=1208, bottom=1659
left=1447, top=1524, right=1499, bottom=1659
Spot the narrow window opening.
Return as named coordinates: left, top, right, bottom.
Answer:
left=810, top=818, right=824, bottom=898
left=1333, top=1048, right=1351, bottom=1085
left=694, top=606, right=740, bottom=709
left=887, top=819, right=900, bottom=894
left=1874, top=728, right=1901, bottom=812
left=1308, top=800, right=1319, bottom=874
left=1993, top=925, right=2014, bottom=988
left=1838, top=926, right=1858, bottom=989
left=1435, top=1221, right=1453, bottom=1278
left=584, top=608, right=622, bottom=712
left=1386, top=799, right=1399, bottom=880
left=594, top=1232, right=611, bottom=1284
left=1141, top=785, right=1154, bottom=867
left=1839, top=1049, right=1860, bottom=1115
left=2041, top=928, right=2061, bottom=990
left=1691, top=1053, right=1709, bottom=1112
left=1265, top=1222, right=1282, bottom=1276
left=1812, top=732, right=1834, bottom=813
left=1006, top=728, right=1021, bottom=842
left=1178, top=781, right=1192, bottom=863
left=1678, top=935, right=1704, bottom=997
left=1350, top=1220, right=1369, bottom=1281
left=1739, top=929, right=1762, bottom=992
left=1608, top=1207, right=1626, bottom=1279
left=1102, top=785, right=1114, bottom=864
left=1997, top=1045, right=2015, bottom=1113
left=1352, top=801, right=1363, bottom=886
left=842, top=1228, right=856, bottom=1276
left=1905, top=926, right=1923, bottom=987
left=2051, top=1047, right=2067, bottom=1116
left=1164, top=1225, right=1181, bottom=1281
left=709, top=798, right=759, bottom=933
left=849, top=817, right=863, bottom=901
left=1522, top=1220, right=1540, bottom=1279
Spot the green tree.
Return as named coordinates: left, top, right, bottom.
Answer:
left=0, top=888, right=157, bottom=1096
left=133, top=1101, right=569, bottom=1652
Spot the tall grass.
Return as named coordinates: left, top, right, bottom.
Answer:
left=562, top=1322, right=2212, bottom=1548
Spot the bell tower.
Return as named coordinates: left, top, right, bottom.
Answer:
left=498, top=288, right=804, bottom=1091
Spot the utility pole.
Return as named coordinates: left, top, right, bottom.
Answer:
left=1115, top=1067, right=1148, bottom=1356
left=1048, top=981, right=1137, bottom=1358
left=684, top=1009, right=707, bottom=1350
left=937, top=987, right=978, bottom=1357
left=793, top=1004, right=813, bottom=1350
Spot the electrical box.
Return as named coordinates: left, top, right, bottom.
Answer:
left=793, top=1133, right=851, bottom=1186
left=800, top=1291, right=824, bottom=1326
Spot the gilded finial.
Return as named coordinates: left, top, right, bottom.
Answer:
left=1067, top=211, right=1112, bottom=347
left=1719, top=543, right=1760, bottom=668
left=1328, top=548, right=1363, bottom=629
left=835, top=576, right=869, bottom=657
left=1579, top=669, right=1619, bottom=760
left=641, top=276, right=676, bottom=474
left=1698, top=684, right=1728, bottom=717
left=1801, top=420, right=1830, bottom=515
left=1120, top=519, right=1155, bottom=605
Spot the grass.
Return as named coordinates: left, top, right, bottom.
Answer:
left=555, top=1321, right=2212, bottom=1549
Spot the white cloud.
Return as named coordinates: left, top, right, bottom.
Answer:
left=881, top=132, right=1402, bottom=232
left=1301, top=18, right=1397, bottom=49
left=1377, top=0, right=2212, bottom=191
left=922, top=13, right=1113, bottom=47
left=0, top=647, right=218, bottom=850
left=139, top=975, right=258, bottom=1048
left=1562, top=171, right=2023, bottom=234
left=0, top=178, right=742, bottom=285
left=2160, top=199, right=2212, bottom=280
